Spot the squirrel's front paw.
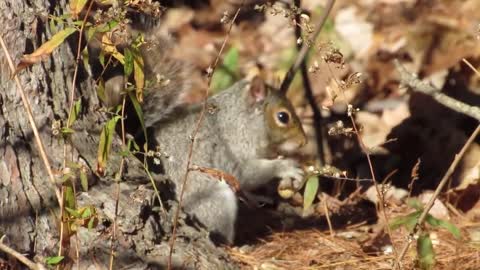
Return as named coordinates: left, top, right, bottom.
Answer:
left=275, top=159, right=304, bottom=191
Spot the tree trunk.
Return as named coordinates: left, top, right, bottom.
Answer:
left=0, top=0, right=235, bottom=269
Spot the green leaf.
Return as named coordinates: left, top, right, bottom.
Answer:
left=417, top=233, right=435, bottom=270
left=66, top=161, right=81, bottom=169
left=132, top=33, right=145, bottom=49
left=99, top=50, right=106, bottom=67
left=390, top=210, right=422, bottom=231
left=124, top=47, right=134, bottom=77
left=61, top=127, right=75, bottom=134
left=119, top=147, right=131, bottom=157
left=132, top=47, right=145, bottom=102
left=211, top=69, right=235, bottom=93
left=58, top=13, right=72, bottom=21
left=97, top=115, right=121, bottom=171
left=127, top=138, right=140, bottom=152
left=80, top=170, right=88, bottom=192
left=131, top=139, right=140, bottom=151
left=64, top=186, right=76, bottom=209
left=85, top=26, right=96, bottom=46
left=223, top=47, right=239, bottom=73
left=46, top=256, right=64, bottom=265
left=211, top=47, right=239, bottom=92
left=65, top=207, right=81, bottom=218
left=127, top=91, right=147, bottom=145
left=80, top=207, right=92, bottom=218
left=97, top=79, right=106, bottom=103
left=67, top=99, right=82, bottom=127
left=407, top=198, right=424, bottom=211
left=425, top=215, right=461, bottom=239
left=303, top=175, right=319, bottom=211
left=49, top=19, right=57, bottom=33
left=88, top=216, right=96, bottom=230
left=96, top=20, right=119, bottom=33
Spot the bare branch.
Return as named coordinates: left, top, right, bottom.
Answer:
left=0, top=36, right=62, bottom=205
left=280, top=0, right=335, bottom=94
left=394, top=59, right=480, bottom=121
left=167, top=2, right=245, bottom=269
left=0, top=240, right=45, bottom=270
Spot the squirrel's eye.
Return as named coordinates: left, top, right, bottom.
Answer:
left=276, top=111, right=290, bottom=125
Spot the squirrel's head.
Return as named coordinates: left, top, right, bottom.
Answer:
left=247, top=77, right=307, bottom=154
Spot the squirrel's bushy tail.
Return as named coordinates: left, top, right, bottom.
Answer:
left=140, top=27, right=193, bottom=127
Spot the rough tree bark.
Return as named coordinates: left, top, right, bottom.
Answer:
left=0, top=0, right=235, bottom=269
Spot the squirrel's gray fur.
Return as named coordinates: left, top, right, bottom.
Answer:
left=149, top=80, right=305, bottom=243
left=140, top=30, right=193, bottom=127
left=103, top=25, right=306, bottom=244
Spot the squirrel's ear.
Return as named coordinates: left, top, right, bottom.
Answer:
left=248, top=76, right=268, bottom=103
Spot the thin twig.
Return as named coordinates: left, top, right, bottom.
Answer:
left=57, top=186, right=65, bottom=266
left=63, top=0, right=95, bottom=166
left=94, top=54, right=114, bottom=85
left=293, top=0, right=326, bottom=165
left=349, top=116, right=400, bottom=266
left=320, top=30, right=400, bottom=265
left=57, top=4, right=94, bottom=269
left=320, top=175, right=372, bottom=182
left=166, top=3, right=245, bottom=269
left=322, top=193, right=335, bottom=237
left=462, top=58, right=480, bottom=78
left=0, top=239, right=43, bottom=270
left=279, top=0, right=335, bottom=94
left=394, top=60, right=480, bottom=121
left=323, top=44, right=400, bottom=265
left=143, top=163, right=166, bottom=215
left=58, top=3, right=95, bottom=264
left=108, top=96, right=127, bottom=270
left=394, top=124, right=480, bottom=268
left=0, top=36, right=62, bottom=205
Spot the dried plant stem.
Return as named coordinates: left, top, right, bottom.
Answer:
left=109, top=96, right=127, bottom=270
left=280, top=0, right=335, bottom=94
left=0, top=36, right=62, bottom=205
left=63, top=0, right=95, bottom=166
left=57, top=3, right=95, bottom=265
left=0, top=240, right=42, bottom=270
left=324, top=48, right=399, bottom=264
left=321, top=175, right=372, bottom=182
left=322, top=193, right=334, bottom=236
left=324, top=48, right=399, bottom=263
left=166, top=3, right=245, bottom=269
left=57, top=187, right=66, bottom=266
left=349, top=117, right=400, bottom=265
left=394, top=124, right=480, bottom=269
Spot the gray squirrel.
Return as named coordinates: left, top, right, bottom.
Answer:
left=103, top=26, right=307, bottom=244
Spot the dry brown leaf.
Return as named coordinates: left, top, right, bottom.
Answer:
left=190, top=165, right=240, bottom=192
left=15, top=27, right=77, bottom=75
